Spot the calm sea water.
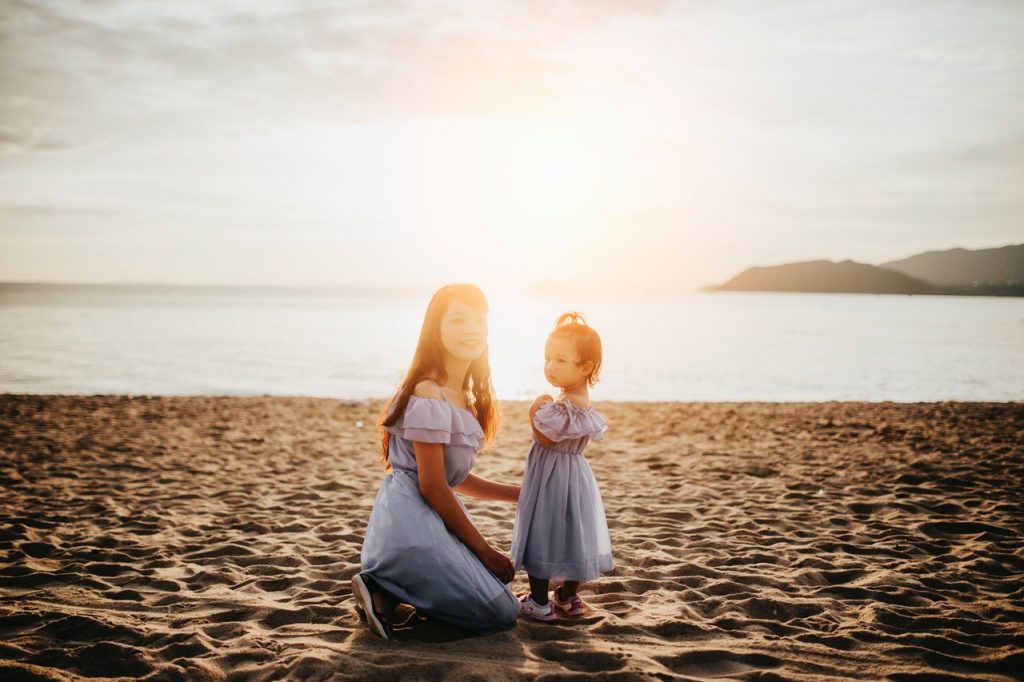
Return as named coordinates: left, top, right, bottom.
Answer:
left=1, top=284, right=1021, bottom=401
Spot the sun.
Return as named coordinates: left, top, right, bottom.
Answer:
left=494, top=122, right=601, bottom=219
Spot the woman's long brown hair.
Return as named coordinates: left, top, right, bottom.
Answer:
left=377, top=284, right=499, bottom=468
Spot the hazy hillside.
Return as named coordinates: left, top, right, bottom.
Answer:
left=880, top=244, right=1024, bottom=288
left=713, top=260, right=936, bottom=295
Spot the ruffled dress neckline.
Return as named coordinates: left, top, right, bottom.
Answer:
left=386, top=394, right=485, bottom=451
left=415, top=393, right=475, bottom=416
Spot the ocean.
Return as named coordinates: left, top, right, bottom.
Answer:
left=1, top=284, right=1021, bottom=401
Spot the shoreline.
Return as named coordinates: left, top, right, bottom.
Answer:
left=2, top=395, right=1022, bottom=680
left=2, top=392, right=1021, bottom=404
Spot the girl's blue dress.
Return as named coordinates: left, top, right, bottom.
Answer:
left=359, top=395, right=520, bottom=634
left=510, top=399, right=614, bottom=581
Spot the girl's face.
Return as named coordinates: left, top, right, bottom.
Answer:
left=439, top=299, right=488, bottom=362
left=544, top=335, right=592, bottom=390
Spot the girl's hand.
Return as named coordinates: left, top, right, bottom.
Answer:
left=528, top=395, right=556, bottom=446
left=530, top=394, right=553, bottom=412
left=480, top=546, right=515, bottom=584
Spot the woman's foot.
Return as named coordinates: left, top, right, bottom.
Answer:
left=351, top=574, right=394, bottom=640
left=519, top=595, right=557, bottom=622
left=553, top=586, right=588, bottom=617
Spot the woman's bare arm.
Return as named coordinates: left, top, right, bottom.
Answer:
left=413, top=441, right=514, bottom=581
left=455, top=473, right=519, bottom=503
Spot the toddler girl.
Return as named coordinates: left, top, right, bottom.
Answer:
left=510, top=312, right=613, bottom=620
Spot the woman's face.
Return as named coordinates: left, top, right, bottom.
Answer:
left=439, top=299, right=488, bottom=362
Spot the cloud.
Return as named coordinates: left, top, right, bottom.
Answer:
left=0, top=203, right=124, bottom=239
left=0, top=2, right=575, bottom=135
left=0, top=202, right=116, bottom=218
left=0, top=0, right=690, bottom=142
left=2, top=0, right=1023, bottom=289
left=0, top=125, right=75, bottom=153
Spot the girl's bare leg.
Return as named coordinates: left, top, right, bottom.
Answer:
left=559, top=580, right=581, bottom=599
left=529, top=575, right=550, bottom=604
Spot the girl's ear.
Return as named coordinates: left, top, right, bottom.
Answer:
left=581, top=360, right=595, bottom=377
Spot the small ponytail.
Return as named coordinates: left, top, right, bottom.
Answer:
left=555, top=311, right=587, bottom=328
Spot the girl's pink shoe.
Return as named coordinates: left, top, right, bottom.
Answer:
left=553, top=587, right=587, bottom=616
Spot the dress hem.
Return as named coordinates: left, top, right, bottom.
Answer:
left=518, top=555, right=614, bottom=582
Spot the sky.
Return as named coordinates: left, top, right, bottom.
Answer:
left=1, top=0, right=1022, bottom=294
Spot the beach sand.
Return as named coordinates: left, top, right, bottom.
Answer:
left=1, top=395, right=1022, bottom=681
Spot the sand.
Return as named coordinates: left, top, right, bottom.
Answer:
left=0, top=395, right=1022, bottom=681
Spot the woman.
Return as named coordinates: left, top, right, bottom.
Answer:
left=352, top=283, right=521, bottom=639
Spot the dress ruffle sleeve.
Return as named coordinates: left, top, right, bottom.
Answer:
left=533, top=400, right=607, bottom=443
left=386, top=395, right=485, bottom=449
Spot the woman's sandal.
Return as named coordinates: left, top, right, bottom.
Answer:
left=351, top=574, right=394, bottom=640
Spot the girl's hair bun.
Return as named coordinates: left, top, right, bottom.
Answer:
left=555, top=311, right=587, bottom=328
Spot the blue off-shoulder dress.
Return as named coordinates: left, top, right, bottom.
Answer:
left=359, top=395, right=520, bottom=634
left=510, top=399, right=614, bottom=581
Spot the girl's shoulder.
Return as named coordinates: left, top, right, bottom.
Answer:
left=564, top=396, right=592, bottom=410
left=552, top=393, right=593, bottom=411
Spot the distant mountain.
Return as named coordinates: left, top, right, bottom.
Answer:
left=710, top=244, right=1024, bottom=296
left=880, top=244, right=1024, bottom=288
left=713, top=260, right=936, bottom=295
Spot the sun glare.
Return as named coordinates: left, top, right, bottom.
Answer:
left=492, top=124, right=601, bottom=220
left=485, top=286, right=570, bottom=400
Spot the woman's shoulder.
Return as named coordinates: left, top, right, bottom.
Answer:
left=412, top=379, right=445, bottom=400
left=412, top=379, right=471, bottom=411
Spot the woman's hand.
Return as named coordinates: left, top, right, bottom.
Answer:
left=480, top=546, right=515, bottom=584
